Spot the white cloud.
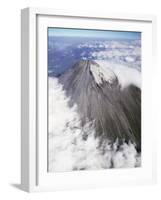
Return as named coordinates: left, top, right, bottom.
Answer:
left=76, top=40, right=142, bottom=70
left=125, top=56, right=135, bottom=63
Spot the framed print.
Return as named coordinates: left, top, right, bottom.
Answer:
left=21, top=7, right=157, bottom=192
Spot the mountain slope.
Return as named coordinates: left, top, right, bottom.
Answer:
left=59, top=60, right=141, bottom=151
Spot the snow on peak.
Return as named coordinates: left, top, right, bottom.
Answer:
left=90, top=62, right=117, bottom=85
left=95, top=60, right=141, bottom=89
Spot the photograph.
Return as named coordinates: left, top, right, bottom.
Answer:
left=48, top=27, right=141, bottom=172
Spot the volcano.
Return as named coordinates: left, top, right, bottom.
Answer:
left=59, top=60, right=141, bottom=151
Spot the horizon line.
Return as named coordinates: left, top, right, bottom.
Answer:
left=48, top=27, right=141, bottom=40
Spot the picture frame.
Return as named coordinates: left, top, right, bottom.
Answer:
left=21, top=7, right=157, bottom=192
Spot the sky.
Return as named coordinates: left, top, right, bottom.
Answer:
left=48, top=27, right=141, bottom=40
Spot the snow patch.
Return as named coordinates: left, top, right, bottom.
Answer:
left=90, top=63, right=117, bottom=85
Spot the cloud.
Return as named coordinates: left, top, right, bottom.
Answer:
left=76, top=40, right=141, bottom=70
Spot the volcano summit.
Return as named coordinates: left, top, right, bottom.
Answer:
left=59, top=60, right=141, bottom=151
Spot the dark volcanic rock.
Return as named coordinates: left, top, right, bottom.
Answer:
left=59, top=60, right=141, bottom=151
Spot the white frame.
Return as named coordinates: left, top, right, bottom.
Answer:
left=21, top=7, right=157, bottom=192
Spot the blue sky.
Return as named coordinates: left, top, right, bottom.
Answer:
left=48, top=27, right=141, bottom=40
